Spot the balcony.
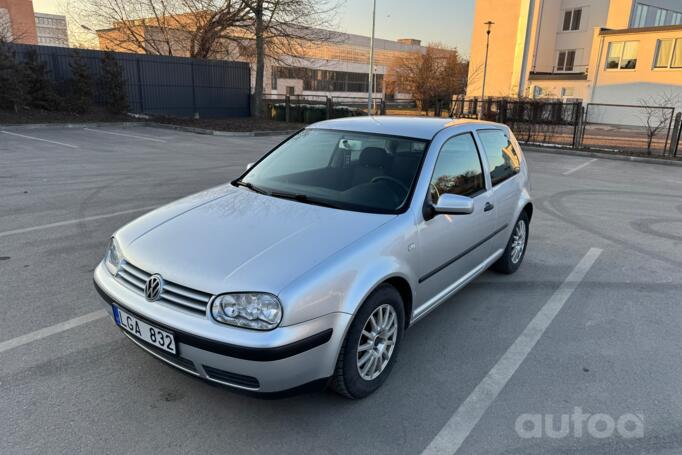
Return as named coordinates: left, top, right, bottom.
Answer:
left=529, top=64, right=588, bottom=81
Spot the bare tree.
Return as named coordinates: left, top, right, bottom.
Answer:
left=0, top=8, right=13, bottom=43
left=0, top=7, right=32, bottom=44
left=69, top=0, right=249, bottom=58
left=70, top=0, right=338, bottom=117
left=390, top=44, right=468, bottom=115
left=638, top=91, right=681, bottom=154
left=239, top=0, right=338, bottom=117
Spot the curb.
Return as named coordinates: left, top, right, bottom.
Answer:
left=0, top=121, right=297, bottom=137
left=0, top=121, right=142, bottom=129
left=146, top=122, right=297, bottom=137
left=523, top=145, right=682, bottom=168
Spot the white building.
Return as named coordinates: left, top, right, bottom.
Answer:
left=34, top=12, right=68, bottom=47
left=467, top=0, right=682, bottom=111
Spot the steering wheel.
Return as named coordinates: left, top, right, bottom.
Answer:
left=371, top=176, right=409, bottom=194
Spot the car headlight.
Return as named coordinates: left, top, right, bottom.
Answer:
left=211, top=293, right=283, bottom=330
left=104, top=237, right=122, bottom=275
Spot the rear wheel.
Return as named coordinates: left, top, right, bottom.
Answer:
left=329, top=284, right=405, bottom=399
left=492, top=211, right=529, bottom=274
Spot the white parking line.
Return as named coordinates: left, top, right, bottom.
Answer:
left=83, top=128, right=166, bottom=143
left=563, top=158, right=598, bottom=175
left=0, top=130, right=79, bottom=148
left=0, top=206, right=157, bottom=238
left=0, top=310, right=107, bottom=355
left=421, top=247, right=602, bottom=455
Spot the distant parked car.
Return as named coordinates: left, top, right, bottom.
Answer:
left=94, top=116, right=532, bottom=399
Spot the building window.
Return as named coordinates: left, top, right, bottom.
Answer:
left=654, top=38, right=682, bottom=69
left=561, top=87, right=575, bottom=97
left=632, top=2, right=682, bottom=27
left=654, top=9, right=667, bottom=26
left=273, top=66, right=383, bottom=93
left=655, top=39, right=673, bottom=67
left=674, top=41, right=682, bottom=68
left=606, top=41, right=639, bottom=70
left=633, top=4, right=648, bottom=27
left=562, top=8, right=582, bottom=31
left=556, top=50, right=576, bottom=72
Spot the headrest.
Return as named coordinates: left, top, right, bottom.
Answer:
left=358, top=147, right=388, bottom=167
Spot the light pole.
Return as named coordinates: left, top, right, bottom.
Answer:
left=367, top=0, right=377, bottom=116
left=479, top=21, right=494, bottom=120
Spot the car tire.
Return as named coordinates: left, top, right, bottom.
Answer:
left=329, top=284, right=405, bottom=399
left=492, top=211, right=529, bottom=274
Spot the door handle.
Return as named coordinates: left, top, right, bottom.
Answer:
left=484, top=202, right=495, bottom=212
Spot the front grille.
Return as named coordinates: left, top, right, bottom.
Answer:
left=116, top=261, right=212, bottom=316
left=203, top=365, right=260, bottom=390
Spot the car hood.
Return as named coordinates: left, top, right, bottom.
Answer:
left=116, top=184, right=394, bottom=295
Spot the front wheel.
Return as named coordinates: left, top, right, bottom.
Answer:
left=329, top=284, right=405, bottom=399
left=492, top=211, right=529, bottom=274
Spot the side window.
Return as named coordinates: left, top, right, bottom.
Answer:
left=429, top=133, right=485, bottom=202
left=477, top=130, right=521, bottom=186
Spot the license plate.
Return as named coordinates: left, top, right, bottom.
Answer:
left=113, top=306, right=176, bottom=354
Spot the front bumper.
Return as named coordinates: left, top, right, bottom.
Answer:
left=94, top=263, right=351, bottom=394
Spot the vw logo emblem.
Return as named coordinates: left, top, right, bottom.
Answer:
left=144, top=274, right=164, bottom=302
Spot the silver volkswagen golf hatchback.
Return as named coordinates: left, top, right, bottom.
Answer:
left=94, top=116, right=532, bottom=398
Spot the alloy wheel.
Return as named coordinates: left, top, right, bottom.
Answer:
left=510, top=219, right=527, bottom=264
left=356, top=304, right=398, bottom=381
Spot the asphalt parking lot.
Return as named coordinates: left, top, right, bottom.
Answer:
left=2, top=124, right=682, bottom=455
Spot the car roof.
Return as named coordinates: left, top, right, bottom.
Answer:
left=307, top=116, right=502, bottom=140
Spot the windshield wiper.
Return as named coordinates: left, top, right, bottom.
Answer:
left=232, top=180, right=269, bottom=195
left=269, top=191, right=341, bottom=209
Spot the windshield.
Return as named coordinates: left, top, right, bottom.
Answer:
left=239, top=129, right=429, bottom=214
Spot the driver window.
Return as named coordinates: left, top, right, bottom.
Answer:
left=429, top=133, right=485, bottom=202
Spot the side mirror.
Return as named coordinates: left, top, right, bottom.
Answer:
left=246, top=162, right=255, bottom=171
left=433, top=194, right=474, bottom=215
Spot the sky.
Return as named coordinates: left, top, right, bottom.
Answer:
left=336, top=0, right=475, bottom=54
left=33, top=0, right=476, bottom=55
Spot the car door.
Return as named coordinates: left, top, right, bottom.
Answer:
left=415, top=132, right=498, bottom=307
left=475, top=128, right=523, bottom=252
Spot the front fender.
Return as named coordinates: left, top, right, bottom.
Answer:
left=277, top=215, right=418, bottom=327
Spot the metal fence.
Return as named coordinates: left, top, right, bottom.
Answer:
left=9, top=44, right=251, bottom=118
left=451, top=97, right=583, bottom=147
left=261, top=93, right=682, bottom=157
left=580, top=103, right=676, bottom=156
left=452, top=98, right=581, bottom=146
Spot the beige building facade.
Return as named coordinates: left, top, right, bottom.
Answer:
left=467, top=0, right=682, bottom=115
left=98, top=21, right=429, bottom=101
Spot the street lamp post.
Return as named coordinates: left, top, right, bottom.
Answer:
left=479, top=21, right=494, bottom=120
left=367, top=0, right=377, bottom=116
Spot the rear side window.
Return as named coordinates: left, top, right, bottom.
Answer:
left=477, top=130, right=521, bottom=186
left=429, top=133, right=485, bottom=201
